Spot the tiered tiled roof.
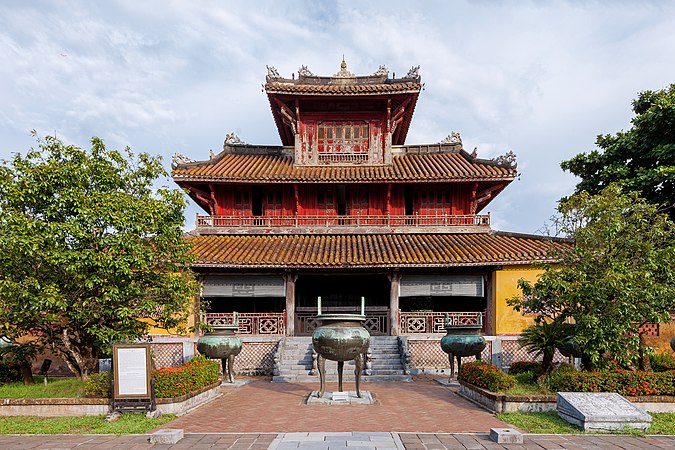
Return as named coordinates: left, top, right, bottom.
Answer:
left=187, top=232, right=569, bottom=268
left=264, top=81, right=422, bottom=95
left=172, top=146, right=517, bottom=182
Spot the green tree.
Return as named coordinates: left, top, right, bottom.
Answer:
left=508, top=185, right=675, bottom=370
left=0, top=135, right=198, bottom=381
left=561, top=84, right=675, bottom=218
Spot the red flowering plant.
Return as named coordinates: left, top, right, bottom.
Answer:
left=458, top=361, right=517, bottom=393
left=152, top=355, right=219, bottom=398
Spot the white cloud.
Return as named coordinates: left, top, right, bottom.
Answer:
left=1, top=0, right=674, bottom=232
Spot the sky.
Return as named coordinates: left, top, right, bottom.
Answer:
left=1, top=1, right=674, bottom=234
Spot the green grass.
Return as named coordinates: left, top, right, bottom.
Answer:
left=0, top=413, right=176, bottom=434
left=503, top=382, right=552, bottom=396
left=498, top=411, right=579, bottom=434
left=497, top=411, right=675, bottom=435
left=0, top=377, right=85, bottom=398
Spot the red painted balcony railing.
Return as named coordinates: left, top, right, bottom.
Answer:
left=196, top=213, right=490, bottom=229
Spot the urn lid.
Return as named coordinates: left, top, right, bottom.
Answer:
left=316, top=313, right=366, bottom=322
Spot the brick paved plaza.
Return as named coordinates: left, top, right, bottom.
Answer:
left=0, top=378, right=673, bottom=449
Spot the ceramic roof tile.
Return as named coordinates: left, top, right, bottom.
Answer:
left=187, top=232, right=569, bottom=269
left=173, top=152, right=516, bottom=183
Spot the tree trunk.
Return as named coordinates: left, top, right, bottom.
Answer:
left=54, top=329, right=100, bottom=381
left=638, top=333, right=652, bottom=371
left=542, top=350, right=555, bottom=374
left=19, top=359, right=34, bottom=385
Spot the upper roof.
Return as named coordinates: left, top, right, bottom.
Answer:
left=187, top=231, right=570, bottom=269
left=172, top=142, right=518, bottom=183
left=264, top=60, right=423, bottom=96
left=265, top=59, right=422, bottom=146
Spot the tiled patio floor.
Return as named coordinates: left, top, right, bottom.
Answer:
left=164, top=377, right=507, bottom=433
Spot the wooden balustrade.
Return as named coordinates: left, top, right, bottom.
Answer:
left=197, top=213, right=489, bottom=229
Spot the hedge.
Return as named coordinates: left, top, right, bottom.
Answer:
left=458, top=361, right=517, bottom=392
left=508, top=360, right=542, bottom=375
left=152, top=355, right=220, bottom=398
left=546, top=368, right=675, bottom=396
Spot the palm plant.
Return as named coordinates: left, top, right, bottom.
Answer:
left=518, top=318, right=571, bottom=375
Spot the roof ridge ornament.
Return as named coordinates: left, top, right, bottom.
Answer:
left=406, top=65, right=420, bottom=80
left=372, top=65, right=389, bottom=77
left=171, top=152, right=195, bottom=168
left=298, top=65, right=314, bottom=77
left=440, top=132, right=462, bottom=145
left=224, top=132, right=245, bottom=146
left=266, top=65, right=281, bottom=81
left=334, top=55, right=355, bottom=78
left=492, top=150, right=517, bottom=168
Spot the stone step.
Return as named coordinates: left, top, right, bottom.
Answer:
left=272, top=374, right=412, bottom=383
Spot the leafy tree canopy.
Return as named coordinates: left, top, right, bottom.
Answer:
left=508, top=185, right=675, bottom=368
left=0, top=135, right=198, bottom=380
left=561, top=84, right=675, bottom=218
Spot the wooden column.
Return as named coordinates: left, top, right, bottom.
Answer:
left=284, top=272, right=297, bottom=336
left=388, top=271, right=401, bottom=336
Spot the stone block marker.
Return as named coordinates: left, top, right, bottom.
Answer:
left=489, top=428, right=523, bottom=444
left=557, top=392, right=652, bottom=432
left=149, top=428, right=184, bottom=445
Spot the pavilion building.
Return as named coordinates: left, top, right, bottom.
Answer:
left=169, top=61, right=569, bottom=377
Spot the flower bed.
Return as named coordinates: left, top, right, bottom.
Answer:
left=152, top=356, right=219, bottom=398
left=458, top=361, right=517, bottom=392
left=546, top=368, right=675, bottom=397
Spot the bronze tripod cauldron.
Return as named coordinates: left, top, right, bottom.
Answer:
left=311, top=296, right=370, bottom=398
left=197, top=312, right=242, bottom=384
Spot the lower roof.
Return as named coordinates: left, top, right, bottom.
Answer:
left=187, top=231, right=569, bottom=269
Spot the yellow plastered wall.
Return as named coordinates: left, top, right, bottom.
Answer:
left=140, top=307, right=196, bottom=337
left=491, top=265, right=542, bottom=335
left=646, top=321, right=675, bottom=355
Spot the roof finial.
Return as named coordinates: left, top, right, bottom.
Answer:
left=341, top=54, right=347, bottom=70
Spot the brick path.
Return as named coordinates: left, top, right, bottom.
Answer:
left=165, top=377, right=506, bottom=433
left=0, top=433, right=674, bottom=449
left=1, top=378, right=674, bottom=448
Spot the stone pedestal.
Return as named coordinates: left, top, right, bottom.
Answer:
left=557, top=392, right=652, bottom=431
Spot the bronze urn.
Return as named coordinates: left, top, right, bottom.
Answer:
left=440, top=313, right=486, bottom=381
left=197, top=312, right=242, bottom=383
left=311, top=297, right=370, bottom=398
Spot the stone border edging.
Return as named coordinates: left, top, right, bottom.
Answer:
left=0, top=382, right=222, bottom=417
left=457, top=381, right=675, bottom=414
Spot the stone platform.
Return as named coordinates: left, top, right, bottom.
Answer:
left=306, top=390, right=375, bottom=405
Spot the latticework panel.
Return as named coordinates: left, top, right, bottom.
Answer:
left=500, top=339, right=566, bottom=368
left=151, top=343, right=183, bottom=369
left=408, top=340, right=492, bottom=368
left=233, top=341, right=279, bottom=375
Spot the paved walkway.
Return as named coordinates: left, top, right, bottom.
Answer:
left=0, top=377, right=674, bottom=448
left=0, top=432, right=674, bottom=449
left=165, top=378, right=506, bottom=433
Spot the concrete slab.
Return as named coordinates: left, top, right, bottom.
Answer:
left=149, top=428, right=184, bottom=445
left=306, top=390, right=375, bottom=405
left=220, top=379, right=254, bottom=388
left=489, top=428, right=523, bottom=444
left=434, top=378, right=460, bottom=387
left=557, top=392, right=652, bottom=432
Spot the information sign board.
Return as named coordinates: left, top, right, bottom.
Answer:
left=113, top=344, right=152, bottom=399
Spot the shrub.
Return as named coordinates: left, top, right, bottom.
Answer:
left=84, top=371, right=112, bottom=398
left=458, top=361, right=517, bottom=392
left=152, top=355, right=219, bottom=398
left=508, top=361, right=542, bottom=375
left=513, top=370, right=539, bottom=386
left=546, top=367, right=675, bottom=396
left=0, top=360, right=21, bottom=383
left=651, top=353, right=675, bottom=372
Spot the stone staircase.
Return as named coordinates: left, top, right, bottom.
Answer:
left=272, top=336, right=411, bottom=382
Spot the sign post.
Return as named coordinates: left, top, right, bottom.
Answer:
left=112, top=344, right=155, bottom=412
